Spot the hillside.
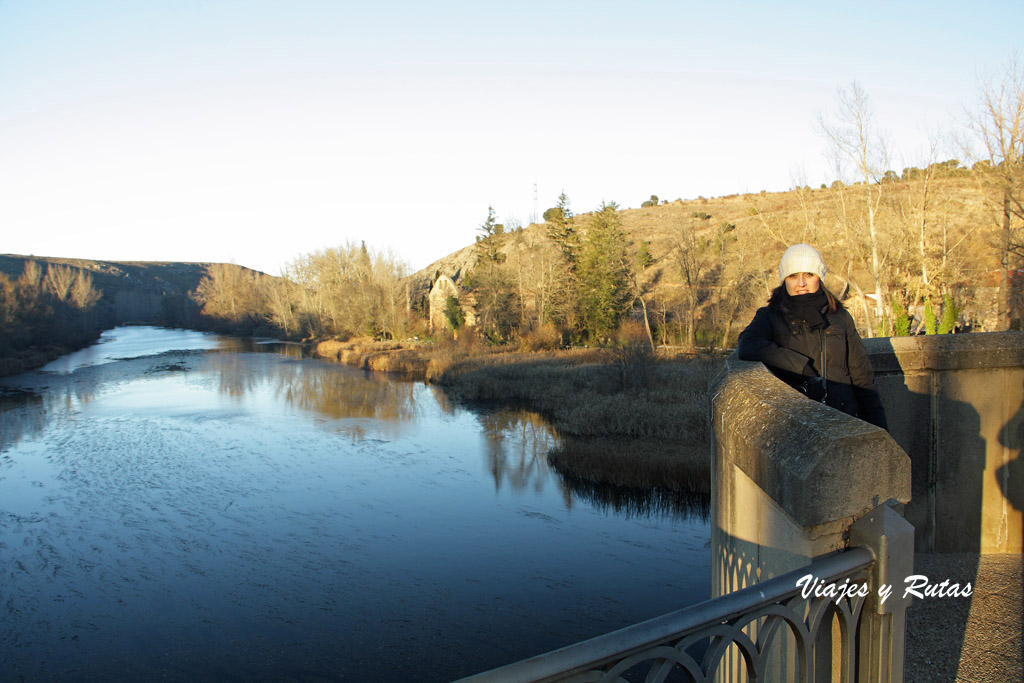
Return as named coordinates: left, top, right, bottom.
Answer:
left=0, top=170, right=1004, bottom=355
left=0, top=255, right=278, bottom=326
left=0, top=255, right=218, bottom=299
left=0, top=256, right=282, bottom=375
left=409, top=174, right=999, bottom=338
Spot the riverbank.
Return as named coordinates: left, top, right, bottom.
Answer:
left=0, top=331, right=102, bottom=377
left=311, top=336, right=720, bottom=494
left=5, top=328, right=718, bottom=494
left=312, top=337, right=434, bottom=377
left=313, top=337, right=718, bottom=438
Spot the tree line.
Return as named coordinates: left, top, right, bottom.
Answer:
left=0, top=261, right=106, bottom=373
left=192, top=242, right=412, bottom=341
left=472, top=196, right=639, bottom=346
left=430, top=59, right=1024, bottom=348
left=5, top=59, right=1022, bottom=361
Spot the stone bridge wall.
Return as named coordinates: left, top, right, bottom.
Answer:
left=864, top=331, right=1024, bottom=553
left=709, top=358, right=912, bottom=597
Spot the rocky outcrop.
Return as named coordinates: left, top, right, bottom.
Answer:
left=428, top=275, right=477, bottom=334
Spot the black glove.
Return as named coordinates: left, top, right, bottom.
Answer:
left=799, top=376, right=827, bottom=403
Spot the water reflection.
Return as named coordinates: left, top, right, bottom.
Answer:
left=2, top=347, right=423, bottom=444
left=555, top=473, right=710, bottom=523
left=216, top=336, right=311, bottom=359
left=0, top=390, right=45, bottom=455
left=476, top=407, right=559, bottom=493
left=548, top=436, right=711, bottom=523
left=0, top=328, right=712, bottom=681
left=2, top=329, right=711, bottom=522
left=40, top=325, right=224, bottom=373
left=200, top=352, right=421, bottom=441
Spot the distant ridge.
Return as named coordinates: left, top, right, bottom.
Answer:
left=0, top=254, right=267, bottom=300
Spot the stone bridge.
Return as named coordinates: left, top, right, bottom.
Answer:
left=459, top=331, right=1022, bottom=682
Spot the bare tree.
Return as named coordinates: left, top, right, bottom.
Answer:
left=626, top=249, right=657, bottom=351
left=194, top=263, right=263, bottom=324
left=45, top=264, right=75, bottom=302
left=70, top=269, right=101, bottom=310
left=968, top=57, right=1024, bottom=329
left=277, top=242, right=410, bottom=339
left=818, top=82, right=891, bottom=335
left=263, top=276, right=297, bottom=336
left=673, top=218, right=720, bottom=350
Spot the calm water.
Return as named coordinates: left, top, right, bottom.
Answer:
left=0, top=327, right=710, bottom=682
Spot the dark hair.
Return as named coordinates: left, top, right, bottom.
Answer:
left=767, top=284, right=843, bottom=314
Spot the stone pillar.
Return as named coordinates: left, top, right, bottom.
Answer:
left=850, top=505, right=915, bottom=683
left=710, top=357, right=912, bottom=681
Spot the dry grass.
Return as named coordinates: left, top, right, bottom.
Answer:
left=517, top=322, right=563, bottom=352
left=312, top=327, right=720, bottom=450
left=431, top=347, right=720, bottom=495
left=314, top=337, right=431, bottom=377
left=314, top=335, right=721, bottom=446
left=363, top=349, right=430, bottom=375
left=313, top=335, right=722, bottom=494
left=433, top=349, right=721, bottom=444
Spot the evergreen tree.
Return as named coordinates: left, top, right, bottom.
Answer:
left=476, top=206, right=505, bottom=264
left=924, top=301, right=938, bottom=335
left=546, top=192, right=578, bottom=266
left=577, top=202, right=632, bottom=342
left=891, top=299, right=911, bottom=336
left=637, top=241, right=654, bottom=270
left=444, top=295, right=465, bottom=330
left=939, top=293, right=961, bottom=334
left=542, top=192, right=580, bottom=334
left=478, top=205, right=503, bottom=241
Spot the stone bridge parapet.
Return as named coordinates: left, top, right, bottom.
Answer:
left=865, top=331, right=1024, bottom=553
left=710, top=357, right=912, bottom=597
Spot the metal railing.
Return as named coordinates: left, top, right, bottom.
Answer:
left=456, top=545, right=888, bottom=683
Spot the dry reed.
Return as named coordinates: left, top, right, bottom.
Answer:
left=312, top=338, right=720, bottom=445
left=434, top=351, right=720, bottom=445
left=312, top=336, right=721, bottom=494
left=314, top=337, right=432, bottom=377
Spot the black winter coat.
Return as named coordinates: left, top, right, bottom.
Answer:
left=736, top=304, right=888, bottom=430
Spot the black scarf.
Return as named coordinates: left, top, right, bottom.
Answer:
left=787, top=290, right=828, bottom=330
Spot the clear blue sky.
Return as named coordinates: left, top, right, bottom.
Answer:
left=1, top=1, right=1021, bottom=275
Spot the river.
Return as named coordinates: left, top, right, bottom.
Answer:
left=0, top=326, right=710, bottom=682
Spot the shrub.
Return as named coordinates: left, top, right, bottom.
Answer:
left=0, top=357, right=26, bottom=377
left=891, top=299, right=911, bottom=336
left=924, top=301, right=937, bottom=335
left=315, top=340, right=346, bottom=360
left=444, top=295, right=465, bottom=330
left=610, top=320, right=653, bottom=390
left=637, top=241, right=654, bottom=269
left=542, top=207, right=564, bottom=223
left=939, top=294, right=961, bottom=334
left=519, top=323, right=562, bottom=351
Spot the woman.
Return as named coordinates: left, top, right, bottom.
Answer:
left=737, top=244, right=887, bottom=430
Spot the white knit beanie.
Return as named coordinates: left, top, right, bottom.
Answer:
left=778, top=244, right=827, bottom=283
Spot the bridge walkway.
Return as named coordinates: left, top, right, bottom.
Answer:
left=905, top=553, right=1022, bottom=683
